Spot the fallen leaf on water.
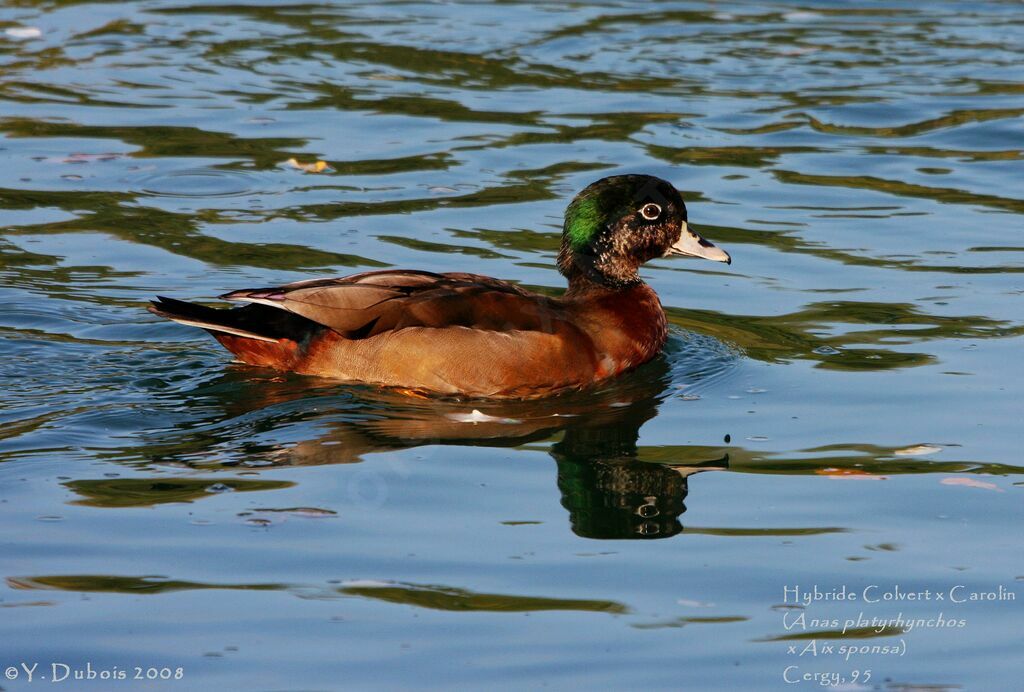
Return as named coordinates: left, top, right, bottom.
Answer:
left=285, top=157, right=331, bottom=173
left=893, top=444, right=943, bottom=456
left=815, top=468, right=887, bottom=480
left=941, top=477, right=1002, bottom=492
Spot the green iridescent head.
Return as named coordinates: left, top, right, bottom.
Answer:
left=558, top=175, right=729, bottom=288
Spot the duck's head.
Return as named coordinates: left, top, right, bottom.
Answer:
left=558, top=175, right=730, bottom=289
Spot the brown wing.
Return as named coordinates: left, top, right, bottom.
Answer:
left=220, top=269, right=565, bottom=339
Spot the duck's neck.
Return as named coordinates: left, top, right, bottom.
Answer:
left=561, top=261, right=642, bottom=299
left=558, top=243, right=643, bottom=298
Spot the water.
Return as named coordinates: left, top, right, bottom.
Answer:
left=1, top=1, right=1022, bottom=689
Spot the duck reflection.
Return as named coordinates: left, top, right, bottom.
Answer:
left=107, top=356, right=728, bottom=539
left=552, top=418, right=727, bottom=540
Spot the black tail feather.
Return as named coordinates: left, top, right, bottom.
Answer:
left=148, top=296, right=320, bottom=343
left=151, top=296, right=226, bottom=322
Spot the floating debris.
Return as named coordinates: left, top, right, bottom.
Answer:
left=941, top=477, right=1002, bottom=492
left=893, top=444, right=943, bottom=456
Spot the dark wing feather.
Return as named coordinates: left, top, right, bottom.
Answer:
left=220, top=269, right=563, bottom=339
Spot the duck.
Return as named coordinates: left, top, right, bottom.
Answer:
left=149, top=174, right=730, bottom=398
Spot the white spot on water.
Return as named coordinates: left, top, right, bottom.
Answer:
left=677, top=598, right=714, bottom=608
left=5, top=27, right=42, bottom=39
left=783, top=11, right=823, bottom=21
left=447, top=409, right=521, bottom=424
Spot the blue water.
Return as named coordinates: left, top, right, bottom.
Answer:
left=1, top=1, right=1022, bottom=689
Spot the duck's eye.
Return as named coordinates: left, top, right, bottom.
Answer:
left=639, top=203, right=662, bottom=220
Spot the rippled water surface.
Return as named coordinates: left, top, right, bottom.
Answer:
left=2, top=1, right=1023, bottom=689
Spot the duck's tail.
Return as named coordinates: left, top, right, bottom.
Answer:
left=148, top=296, right=279, bottom=342
left=148, top=296, right=322, bottom=370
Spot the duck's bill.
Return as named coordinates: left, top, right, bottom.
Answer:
left=667, top=222, right=731, bottom=264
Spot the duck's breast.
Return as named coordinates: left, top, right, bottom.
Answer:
left=569, top=283, right=668, bottom=378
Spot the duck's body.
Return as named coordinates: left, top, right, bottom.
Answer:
left=149, top=175, right=730, bottom=398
